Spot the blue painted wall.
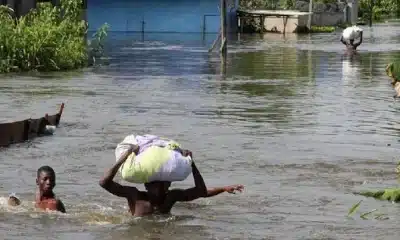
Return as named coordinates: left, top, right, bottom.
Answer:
left=88, top=0, right=225, bottom=33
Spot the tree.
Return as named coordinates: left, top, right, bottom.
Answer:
left=359, top=0, right=400, bottom=26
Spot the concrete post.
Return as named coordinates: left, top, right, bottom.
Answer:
left=347, top=0, right=359, bottom=25
left=230, top=0, right=240, bottom=33
left=220, top=0, right=227, bottom=54
left=307, top=0, right=313, bottom=30
left=5, top=0, right=16, bottom=16
left=19, top=0, right=35, bottom=16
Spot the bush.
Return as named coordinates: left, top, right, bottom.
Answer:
left=386, top=60, right=400, bottom=81
left=0, top=0, right=108, bottom=73
left=309, top=26, right=336, bottom=33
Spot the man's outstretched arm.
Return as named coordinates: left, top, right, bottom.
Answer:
left=99, top=144, right=140, bottom=198
left=169, top=151, right=208, bottom=202
left=170, top=184, right=244, bottom=203
left=206, top=185, right=244, bottom=197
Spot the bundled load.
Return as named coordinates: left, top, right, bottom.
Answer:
left=115, top=134, right=193, bottom=184
left=342, top=25, right=363, bottom=41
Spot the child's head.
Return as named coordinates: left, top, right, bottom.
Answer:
left=36, top=166, right=56, bottom=195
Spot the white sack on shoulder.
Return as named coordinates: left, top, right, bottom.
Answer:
left=114, top=134, right=193, bottom=183
left=342, top=26, right=363, bottom=41
left=115, top=134, right=170, bottom=161
left=115, top=134, right=138, bottom=161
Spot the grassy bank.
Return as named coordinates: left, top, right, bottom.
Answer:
left=309, top=26, right=336, bottom=33
left=0, top=0, right=108, bottom=74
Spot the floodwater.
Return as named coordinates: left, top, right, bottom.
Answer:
left=1, top=22, right=400, bottom=240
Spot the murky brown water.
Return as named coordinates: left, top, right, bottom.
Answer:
left=1, top=22, right=400, bottom=240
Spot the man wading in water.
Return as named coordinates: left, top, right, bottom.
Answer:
left=340, top=31, right=363, bottom=52
left=99, top=144, right=244, bottom=217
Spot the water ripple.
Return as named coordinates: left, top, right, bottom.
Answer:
left=1, top=24, right=400, bottom=240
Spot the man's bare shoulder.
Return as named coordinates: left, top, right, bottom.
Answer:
left=55, top=198, right=66, bottom=213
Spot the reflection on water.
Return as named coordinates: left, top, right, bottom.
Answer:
left=104, top=220, right=211, bottom=240
left=342, top=54, right=361, bottom=88
left=1, top=23, right=400, bottom=239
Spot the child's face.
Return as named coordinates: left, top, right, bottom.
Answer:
left=36, top=171, right=56, bottom=194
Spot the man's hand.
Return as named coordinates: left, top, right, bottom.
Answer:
left=205, top=184, right=244, bottom=197
left=181, top=149, right=193, bottom=158
left=223, top=185, right=244, bottom=194
left=122, top=143, right=140, bottom=156
left=99, top=143, right=140, bottom=198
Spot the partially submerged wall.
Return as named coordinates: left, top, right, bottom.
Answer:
left=295, top=0, right=347, bottom=26
left=262, top=14, right=309, bottom=33
left=237, top=0, right=349, bottom=33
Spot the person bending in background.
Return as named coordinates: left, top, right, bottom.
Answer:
left=340, top=31, right=363, bottom=52
left=99, top=144, right=244, bottom=217
left=35, top=166, right=66, bottom=213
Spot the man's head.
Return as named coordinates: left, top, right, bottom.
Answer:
left=36, top=166, right=56, bottom=195
left=144, top=181, right=171, bottom=197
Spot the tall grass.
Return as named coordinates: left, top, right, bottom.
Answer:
left=0, top=0, right=108, bottom=73
left=386, top=60, right=400, bottom=82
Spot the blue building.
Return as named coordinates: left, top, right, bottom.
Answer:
left=87, top=0, right=238, bottom=33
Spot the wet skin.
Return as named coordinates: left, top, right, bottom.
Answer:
left=99, top=144, right=244, bottom=217
left=340, top=31, right=363, bottom=52
left=35, top=169, right=66, bottom=213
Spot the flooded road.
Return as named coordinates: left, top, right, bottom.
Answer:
left=1, top=22, right=400, bottom=239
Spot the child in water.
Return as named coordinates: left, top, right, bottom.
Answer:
left=35, top=166, right=66, bottom=213
left=6, top=166, right=66, bottom=213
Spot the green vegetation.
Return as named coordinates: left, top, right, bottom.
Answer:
left=347, top=200, right=362, bottom=217
left=239, top=0, right=337, bottom=11
left=346, top=162, right=400, bottom=219
left=240, top=0, right=400, bottom=29
left=294, top=25, right=336, bottom=33
left=309, top=26, right=335, bottom=33
left=347, top=200, right=389, bottom=220
left=0, top=0, right=109, bottom=73
left=359, top=0, right=400, bottom=26
left=385, top=60, right=400, bottom=82
left=396, top=161, right=400, bottom=173
left=356, top=189, right=400, bottom=202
